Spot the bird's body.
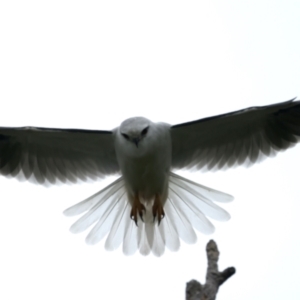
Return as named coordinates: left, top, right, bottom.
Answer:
left=114, top=118, right=172, bottom=225
left=115, top=118, right=171, bottom=207
left=0, top=99, right=300, bottom=256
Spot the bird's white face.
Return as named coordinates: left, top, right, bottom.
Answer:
left=118, top=117, right=152, bottom=149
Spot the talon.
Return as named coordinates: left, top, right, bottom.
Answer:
left=158, top=212, right=165, bottom=225
left=152, top=194, right=165, bottom=225
left=130, top=194, right=145, bottom=226
left=139, top=211, right=144, bottom=222
left=130, top=214, right=138, bottom=226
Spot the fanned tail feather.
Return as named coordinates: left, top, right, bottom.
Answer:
left=63, top=177, right=124, bottom=217
left=104, top=192, right=129, bottom=251
left=122, top=213, right=138, bottom=255
left=64, top=173, right=233, bottom=256
left=165, top=194, right=198, bottom=244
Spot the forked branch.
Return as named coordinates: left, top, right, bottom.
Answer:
left=185, top=240, right=235, bottom=300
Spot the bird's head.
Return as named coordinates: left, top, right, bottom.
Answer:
left=118, top=117, right=151, bottom=148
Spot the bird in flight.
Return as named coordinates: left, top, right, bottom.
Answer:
left=0, top=99, right=299, bottom=256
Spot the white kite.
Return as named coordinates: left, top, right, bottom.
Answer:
left=0, top=99, right=299, bottom=256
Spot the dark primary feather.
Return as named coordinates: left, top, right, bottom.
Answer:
left=0, top=127, right=119, bottom=184
left=171, top=99, right=300, bottom=171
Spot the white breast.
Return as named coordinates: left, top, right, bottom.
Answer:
left=114, top=121, right=171, bottom=202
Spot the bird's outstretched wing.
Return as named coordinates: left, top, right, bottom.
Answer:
left=171, top=99, right=300, bottom=171
left=0, top=127, right=119, bottom=184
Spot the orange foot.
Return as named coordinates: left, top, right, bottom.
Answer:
left=152, top=194, right=165, bottom=225
left=130, top=195, right=146, bottom=226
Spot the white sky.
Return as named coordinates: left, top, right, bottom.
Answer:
left=0, top=1, right=300, bottom=300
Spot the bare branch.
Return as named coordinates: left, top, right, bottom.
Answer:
left=186, top=240, right=235, bottom=300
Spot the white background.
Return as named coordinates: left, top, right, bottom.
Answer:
left=0, top=1, right=300, bottom=299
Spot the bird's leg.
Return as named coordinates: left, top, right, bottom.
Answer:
left=130, top=194, right=146, bottom=226
left=152, top=194, right=165, bottom=225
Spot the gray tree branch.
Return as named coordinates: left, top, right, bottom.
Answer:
left=185, top=240, right=235, bottom=300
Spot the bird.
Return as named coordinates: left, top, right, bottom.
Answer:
left=0, top=99, right=299, bottom=256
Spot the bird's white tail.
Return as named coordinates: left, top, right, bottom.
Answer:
left=64, top=172, right=233, bottom=256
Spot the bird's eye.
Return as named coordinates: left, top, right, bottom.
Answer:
left=122, top=133, right=130, bottom=140
left=141, top=127, right=149, bottom=136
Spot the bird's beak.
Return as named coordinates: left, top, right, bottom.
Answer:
left=132, top=138, right=140, bottom=148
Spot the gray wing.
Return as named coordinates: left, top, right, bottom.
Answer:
left=0, top=127, right=119, bottom=184
left=171, top=99, right=300, bottom=171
